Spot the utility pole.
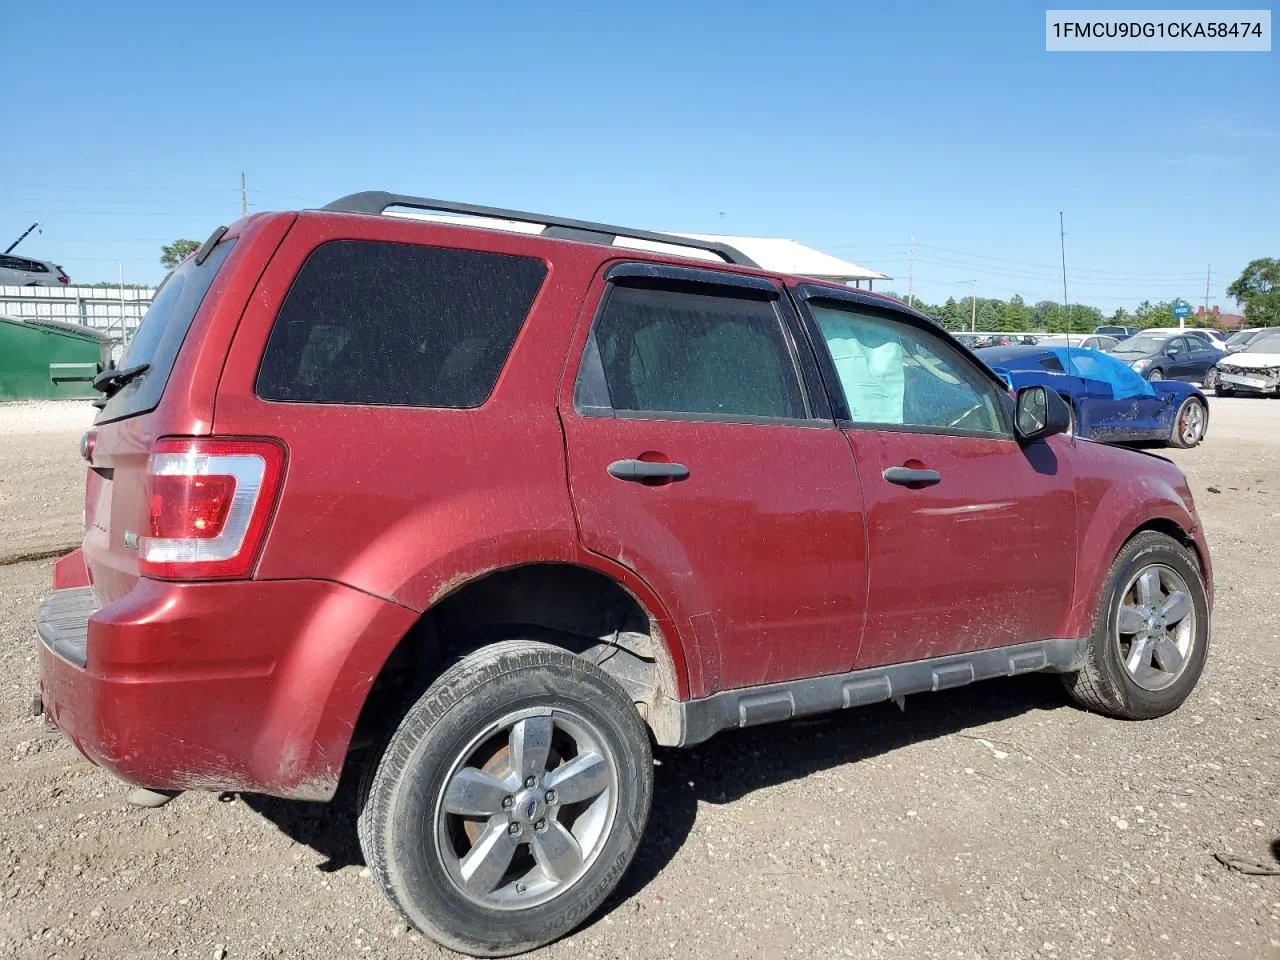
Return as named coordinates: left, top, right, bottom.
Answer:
left=970, top=280, right=977, bottom=331
left=240, top=172, right=248, bottom=217
left=1203, top=264, right=1211, bottom=320
left=1059, top=211, right=1071, bottom=344
left=907, top=233, right=915, bottom=307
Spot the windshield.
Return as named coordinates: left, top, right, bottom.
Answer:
left=1243, top=334, right=1280, bottom=354
left=1226, top=331, right=1256, bottom=347
left=1114, top=335, right=1170, bottom=353
left=1111, top=335, right=1172, bottom=355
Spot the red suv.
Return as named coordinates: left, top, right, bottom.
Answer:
left=36, top=192, right=1212, bottom=956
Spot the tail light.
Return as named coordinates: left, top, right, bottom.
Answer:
left=58, top=274, right=69, bottom=284
left=139, top=438, right=286, bottom=580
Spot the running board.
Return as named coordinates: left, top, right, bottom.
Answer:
left=664, top=638, right=1088, bottom=747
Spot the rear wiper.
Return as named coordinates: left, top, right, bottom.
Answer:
left=91, top=361, right=150, bottom=396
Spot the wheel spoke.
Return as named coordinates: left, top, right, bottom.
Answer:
left=443, top=767, right=511, bottom=817
left=1136, top=568, right=1161, bottom=609
left=1157, top=590, right=1191, bottom=626
left=1125, top=634, right=1151, bottom=675
left=532, top=819, right=584, bottom=882
left=1152, top=637, right=1185, bottom=674
left=1116, top=604, right=1146, bottom=635
left=544, top=751, right=609, bottom=805
left=509, top=715, right=553, bottom=781
left=459, top=818, right=520, bottom=897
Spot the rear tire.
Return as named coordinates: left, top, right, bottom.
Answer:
left=1169, top=397, right=1207, bottom=448
left=1061, top=531, right=1209, bottom=720
left=358, top=639, right=653, bottom=957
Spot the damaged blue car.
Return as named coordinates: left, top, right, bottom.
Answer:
left=976, top=345, right=1209, bottom=448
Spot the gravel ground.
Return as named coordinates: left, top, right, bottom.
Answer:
left=1, top=398, right=1278, bottom=960
left=0, top=402, right=94, bottom=564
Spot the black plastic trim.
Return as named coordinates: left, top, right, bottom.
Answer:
left=321, top=191, right=759, bottom=267
left=604, top=261, right=777, bottom=294
left=193, top=225, right=228, bottom=266
left=35, top=587, right=98, bottom=669
left=674, top=638, right=1088, bottom=746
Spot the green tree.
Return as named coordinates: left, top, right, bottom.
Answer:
left=1133, top=300, right=1177, bottom=329
left=1109, top=308, right=1130, bottom=325
left=996, top=294, right=1030, bottom=332
left=160, top=239, right=201, bottom=269
left=1226, top=258, right=1280, bottom=327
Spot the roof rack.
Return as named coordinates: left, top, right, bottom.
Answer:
left=321, top=191, right=759, bottom=268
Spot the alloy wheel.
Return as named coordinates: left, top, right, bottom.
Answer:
left=434, top=707, right=619, bottom=911
left=1114, top=564, right=1197, bottom=692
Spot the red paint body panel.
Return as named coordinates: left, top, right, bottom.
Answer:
left=41, top=206, right=1213, bottom=802
left=210, top=213, right=597, bottom=613
left=52, top=548, right=90, bottom=589
left=38, top=577, right=416, bottom=799
left=846, top=429, right=1078, bottom=667
left=1064, top=442, right=1212, bottom=636
left=83, top=214, right=295, bottom=606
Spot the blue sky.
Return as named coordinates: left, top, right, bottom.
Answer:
left=4, top=1, right=1277, bottom=312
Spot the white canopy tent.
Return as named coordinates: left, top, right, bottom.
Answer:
left=385, top=212, right=890, bottom=289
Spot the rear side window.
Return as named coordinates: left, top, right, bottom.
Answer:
left=1038, top=355, right=1065, bottom=372
left=97, top=238, right=237, bottom=423
left=581, top=284, right=806, bottom=421
left=256, top=240, right=547, bottom=408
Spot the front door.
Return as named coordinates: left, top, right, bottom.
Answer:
left=558, top=266, right=868, bottom=696
left=792, top=287, right=1078, bottom=669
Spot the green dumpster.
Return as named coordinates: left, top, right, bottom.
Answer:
left=0, top=315, right=110, bottom=400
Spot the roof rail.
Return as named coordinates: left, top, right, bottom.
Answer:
left=321, top=191, right=759, bottom=268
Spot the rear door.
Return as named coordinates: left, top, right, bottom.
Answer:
left=558, top=264, right=868, bottom=696
left=790, top=285, right=1077, bottom=668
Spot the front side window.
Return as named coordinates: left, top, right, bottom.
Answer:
left=809, top=302, right=1005, bottom=434
left=583, top=284, right=806, bottom=421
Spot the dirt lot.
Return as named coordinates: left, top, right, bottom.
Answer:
left=1, top=399, right=1277, bottom=960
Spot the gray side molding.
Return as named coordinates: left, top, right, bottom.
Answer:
left=653, top=638, right=1088, bottom=747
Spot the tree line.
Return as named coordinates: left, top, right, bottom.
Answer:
left=885, top=257, right=1279, bottom=333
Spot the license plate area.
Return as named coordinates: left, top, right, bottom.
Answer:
left=1221, top=373, right=1271, bottom=389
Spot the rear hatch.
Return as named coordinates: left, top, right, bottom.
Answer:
left=84, top=238, right=237, bottom=605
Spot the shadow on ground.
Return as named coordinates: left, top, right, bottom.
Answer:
left=245, top=674, right=1068, bottom=893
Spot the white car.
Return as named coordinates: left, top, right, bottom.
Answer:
left=0, top=253, right=69, bottom=286
left=1212, top=333, right=1280, bottom=397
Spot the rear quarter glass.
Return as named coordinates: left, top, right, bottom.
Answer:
left=95, top=239, right=236, bottom=424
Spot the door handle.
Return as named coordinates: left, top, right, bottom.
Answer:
left=883, top=465, right=942, bottom=487
left=607, top=459, right=690, bottom=483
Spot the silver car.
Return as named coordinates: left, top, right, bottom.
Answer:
left=0, top=253, right=69, bottom=286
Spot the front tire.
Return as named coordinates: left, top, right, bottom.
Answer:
left=358, top=640, right=653, bottom=957
left=1169, top=396, right=1207, bottom=448
left=1062, top=531, right=1209, bottom=720
left=1201, top=368, right=1219, bottom=390
left=1215, top=383, right=1235, bottom=397
left=1146, top=368, right=1164, bottom=382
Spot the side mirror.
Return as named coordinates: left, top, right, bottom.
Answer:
left=1165, top=346, right=1181, bottom=357
left=1015, top=385, right=1070, bottom=443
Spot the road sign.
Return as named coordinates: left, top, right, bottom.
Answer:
left=1173, top=301, right=1191, bottom=319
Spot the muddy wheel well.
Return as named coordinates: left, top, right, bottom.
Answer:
left=351, top=564, right=672, bottom=753
left=1131, top=518, right=1202, bottom=569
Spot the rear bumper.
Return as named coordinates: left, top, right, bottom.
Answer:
left=37, top=577, right=418, bottom=800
